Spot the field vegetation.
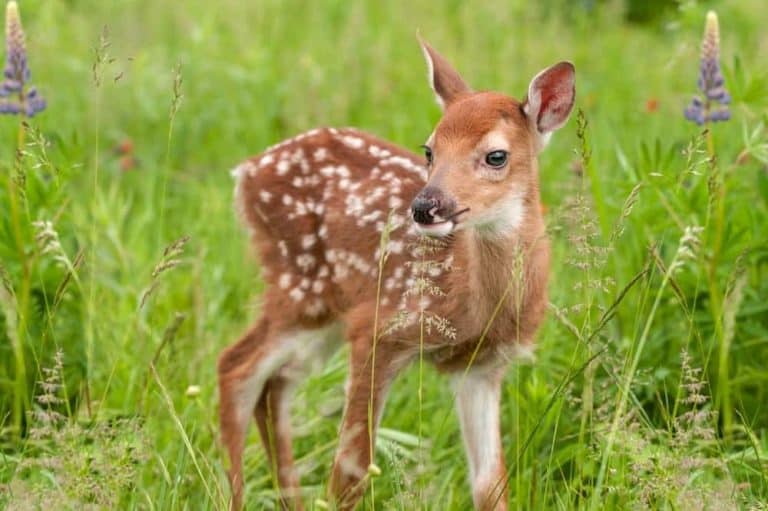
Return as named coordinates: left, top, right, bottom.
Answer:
left=1, top=0, right=767, bottom=509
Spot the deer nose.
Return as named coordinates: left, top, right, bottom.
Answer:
left=411, top=187, right=445, bottom=225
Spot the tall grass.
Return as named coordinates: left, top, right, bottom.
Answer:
left=1, top=0, right=767, bottom=509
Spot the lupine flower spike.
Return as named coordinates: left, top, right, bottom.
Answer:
left=684, top=11, right=730, bottom=126
left=0, top=1, right=45, bottom=117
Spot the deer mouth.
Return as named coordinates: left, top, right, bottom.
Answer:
left=413, top=207, right=470, bottom=237
left=414, top=219, right=455, bottom=237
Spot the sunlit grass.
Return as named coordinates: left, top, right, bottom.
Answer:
left=1, top=0, right=768, bottom=509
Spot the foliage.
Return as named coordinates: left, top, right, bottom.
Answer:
left=1, top=0, right=767, bottom=509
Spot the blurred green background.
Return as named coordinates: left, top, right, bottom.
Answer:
left=1, top=0, right=767, bottom=509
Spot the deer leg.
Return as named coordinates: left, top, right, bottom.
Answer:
left=253, top=374, right=303, bottom=510
left=328, top=341, right=407, bottom=510
left=452, top=369, right=508, bottom=511
left=218, top=318, right=302, bottom=510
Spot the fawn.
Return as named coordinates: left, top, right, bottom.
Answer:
left=218, top=39, right=575, bottom=510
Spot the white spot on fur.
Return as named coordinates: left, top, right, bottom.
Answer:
left=278, top=273, right=292, bottom=289
left=388, top=196, right=403, bottom=210
left=313, top=147, right=328, bottom=162
left=363, top=187, right=386, bottom=206
left=296, top=254, right=316, bottom=273
left=290, top=148, right=305, bottom=164
left=258, top=154, right=275, bottom=168
left=259, top=190, right=272, bottom=203
left=230, top=164, right=244, bottom=180
left=304, top=299, right=326, bottom=317
left=388, top=240, right=404, bottom=254
left=340, top=135, right=364, bottom=150
left=301, top=234, right=317, bottom=249
left=333, top=263, right=349, bottom=280
left=289, top=287, right=305, bottom=302
left=276, top=159, right=291, bottom=176
left=278, top=240, right=289, bottom=258
left=381, top=155, right=427, bottom=180
left=358, top=209, right=383, bottom=226
left=368, top=145, right=391, bottom=159
left=345, top=195, right=364, bottom=216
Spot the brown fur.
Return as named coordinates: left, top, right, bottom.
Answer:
left=218, top=42, right=574, bottom=510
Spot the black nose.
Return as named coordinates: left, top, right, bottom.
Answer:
left=411, top=194, right=439, bottom=225
left=411, top=186, right=453, bottom=225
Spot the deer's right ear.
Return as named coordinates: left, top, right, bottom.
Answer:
left=419, top=39, right=471, bottom=110
left=523, top=61, right=575, bottom=147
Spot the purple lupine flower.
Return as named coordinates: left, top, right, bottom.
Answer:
left=0, top=1, right=45, bottom=117
left=684, top=11, right=730, bottom=126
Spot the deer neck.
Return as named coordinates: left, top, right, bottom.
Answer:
left=459, top=184, right=544, bottom=325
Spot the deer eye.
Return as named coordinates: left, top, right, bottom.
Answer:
left=422, top=145, right=433, bottom=165
left=485, top=150, right=508, bottom=168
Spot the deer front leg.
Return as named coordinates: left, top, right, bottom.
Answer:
left=329, top=341, right=405, bottom=510
left=452, top=368, right=508, bottom=511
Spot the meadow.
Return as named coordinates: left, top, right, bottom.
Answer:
left=1, top=0, right=767, bottom=509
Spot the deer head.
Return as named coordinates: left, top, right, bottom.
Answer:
left=411, top=41, right=575, bottom=238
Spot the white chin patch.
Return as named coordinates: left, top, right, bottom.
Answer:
left=468, top=192, right=526, bottom=237
left=414, top=221, right=455, bottom=238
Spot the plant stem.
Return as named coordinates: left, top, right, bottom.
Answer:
left=591, top=245, right=679, bottom=508
left=705, top=126, right=731, bottom=437
left=9, top=120, right=29, bottom=438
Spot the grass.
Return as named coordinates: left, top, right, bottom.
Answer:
left=1, top=0, right=768, bottom=509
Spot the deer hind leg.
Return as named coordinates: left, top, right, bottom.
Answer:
left=452, top=368, right=508, bottom=511
left=253, top=374, right=303, bottom=510
left=253, top=324, right=340, bottom=511
left=218, top=317, right=291, bottom=510
left=219, top=317, right=340, bottom=510
left=328, top=338, right=410, bottom=510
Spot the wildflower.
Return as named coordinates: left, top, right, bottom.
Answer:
left=684, top=11, right=730, bottom=125
left=645, top=97, right=659, bottom=113
left=0, top=1, right=45, bottom=117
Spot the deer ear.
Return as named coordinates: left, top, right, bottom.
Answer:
left=523, top=61, right=575, bottom=139
left=419, top=38, right=471, bottom=110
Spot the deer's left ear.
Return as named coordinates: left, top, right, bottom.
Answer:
left=523, top=61, right=575, bottom=141
left=419, top=38, right=472, bottom=110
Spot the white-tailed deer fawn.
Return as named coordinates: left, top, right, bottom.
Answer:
left=218, top=40, right=575, bottom=510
